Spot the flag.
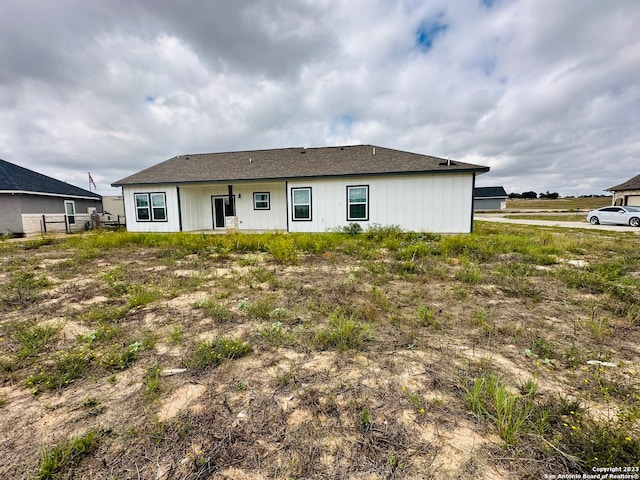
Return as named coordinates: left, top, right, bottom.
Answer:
left=89, top=173, right=97, bottom=190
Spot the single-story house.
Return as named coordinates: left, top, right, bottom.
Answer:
left=607, top=173, right=640, bottom=206
left=0, top=158, right=103, bottom=237
left=111, top=145, right=489, bottom=234
left=473, top=186, right=508, bottom=211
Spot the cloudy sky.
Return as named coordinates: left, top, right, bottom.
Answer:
left=1, top=0, right=639, bottom=197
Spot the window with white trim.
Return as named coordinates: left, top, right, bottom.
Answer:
left=291, top=187, right=311, bottom=221
left=253, top=192, right=270, bottom=210
left=135, top=193, right=167, bottom=222
left=150, top=193, right=167, bottom=221
left=347, top=185, right=368, bottom=221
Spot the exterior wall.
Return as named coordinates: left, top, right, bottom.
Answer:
left=474, top=198, right=507, bottom=210
left=122, top=185, right=180, bottom=232
left=179, top=182, right=287, bottom=231
left=1, top=193, right=102, bottom=236
left=288, top=173, right=475, bottom=233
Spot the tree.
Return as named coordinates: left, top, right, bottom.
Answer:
left=521, top=191, right=537, bottom=199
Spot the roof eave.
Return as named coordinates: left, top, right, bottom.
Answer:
left=112, top=166, right=490, bottom=187
left=0, top=190, right=102, bottom=200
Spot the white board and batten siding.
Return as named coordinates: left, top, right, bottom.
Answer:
left=122, top=185, right=180, bottom=233
left=287, top=173, right=475, bottom=233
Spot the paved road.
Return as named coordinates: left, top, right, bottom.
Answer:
left=475, top=215, right=640, bottom=233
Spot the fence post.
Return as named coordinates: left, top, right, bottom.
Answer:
left=42, top=214, right=47, bottom=234
left=64, top=215, right=69, bottom=233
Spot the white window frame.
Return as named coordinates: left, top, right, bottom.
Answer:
left=347, top=185, right=369, bottom=221
left=291, top=187, right=312, bottom=221
left=135, top=193, right=151, bottom=222
left=150, top=193, right=167, bottom=221
left=253, top=192, right=270, bottom=210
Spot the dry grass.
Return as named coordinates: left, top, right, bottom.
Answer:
left=0, top=224, right=638, bottom=479
left=506, top=197, right=610, bottom=210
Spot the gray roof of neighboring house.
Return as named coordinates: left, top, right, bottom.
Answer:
left=112, top=145, right=489, bottom=186
left=0, top=158, right=101, bottom=199
left=474, top=186, right=508, bottom=198
left=607, top=173, right=640, bottom=192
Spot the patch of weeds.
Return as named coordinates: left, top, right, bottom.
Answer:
left=563, top=344, right=584, bottom=368
left=539, top=398, right=640, bottom=471
left=248, top=267, right=278, bottom=287
left=581, top=308, right=610, bottom=341
left=259, top=321, right=294, bottom=346
left=275, top=366, right=296, bottom=387
left=143, top=366, right=163, bottom=402
left=26, top=348, right=92, bottom=393
left=195, top=298, right=234, bottom=322
left=416, top=304, right=439, bottom=329
left=465, top=373, right=533, bottom=446
left=83, top=305, right=128, bottom=325
left=370, top=286, right=390, bottom=311
left=365, top=224, right=403, bottom=241
left=1, top=271, right=51, bottom=308
left=266, top=236, right=298, bottom=264
left=78, top=325, right=120, bottom=345
left=238, top=254, right=259, bottom=266
left=38, top=430, right=99, bottom=480
left=531, top=336, right=556, bottom=360
left=169, top=324, right=183, bottom=344
left=359, top=407, right=371, bottom=429
left=471, top=307, right=495, bottom=336
left=393, top=260, right=423, bottom=275
left=13, top=323, right=59, bottom=361
left=23, top=236, right=57, bottom=250
left=455, top=262, right=482, bottom=284
left=127, top=285, right=159, bottom=309
left=240, top=297, right=275, bottom=320
left=99, top=341, right=145, bottom=371
left=315, top=311, right=373, bottom=351
left=185, top=336, right=252, bottom=370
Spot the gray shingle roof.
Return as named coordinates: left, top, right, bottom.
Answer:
left=607, top=173, right=640, bottom=192
left=474, top=186, right=507, bottom=198
left=0, top=158, right=101, bottom=199
left=112, top=145, right=489, bottom=186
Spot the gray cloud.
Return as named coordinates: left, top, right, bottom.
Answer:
left=0, top=0, right=639, bottom=196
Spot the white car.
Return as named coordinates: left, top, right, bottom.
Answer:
left=586, top=206, right=640, bottom=227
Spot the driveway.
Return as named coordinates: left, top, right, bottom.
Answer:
left=474, top=215, right=640, bottom=233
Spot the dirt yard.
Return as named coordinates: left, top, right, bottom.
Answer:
left=0, top=225, right=638, bottom=479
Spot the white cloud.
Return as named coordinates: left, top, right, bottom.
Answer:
left=0, top=0, right=639, bottom=196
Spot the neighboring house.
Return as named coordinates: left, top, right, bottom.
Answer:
left=0, top=159, right=103, bottom=237
left=473, top=186, right=508, bottom=211
left=112, top=145, right=489, bottom=234
left=607, top=173, right=640, bottom=206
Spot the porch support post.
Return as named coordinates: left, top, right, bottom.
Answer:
left=227, top=185, right=235, bottom=216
